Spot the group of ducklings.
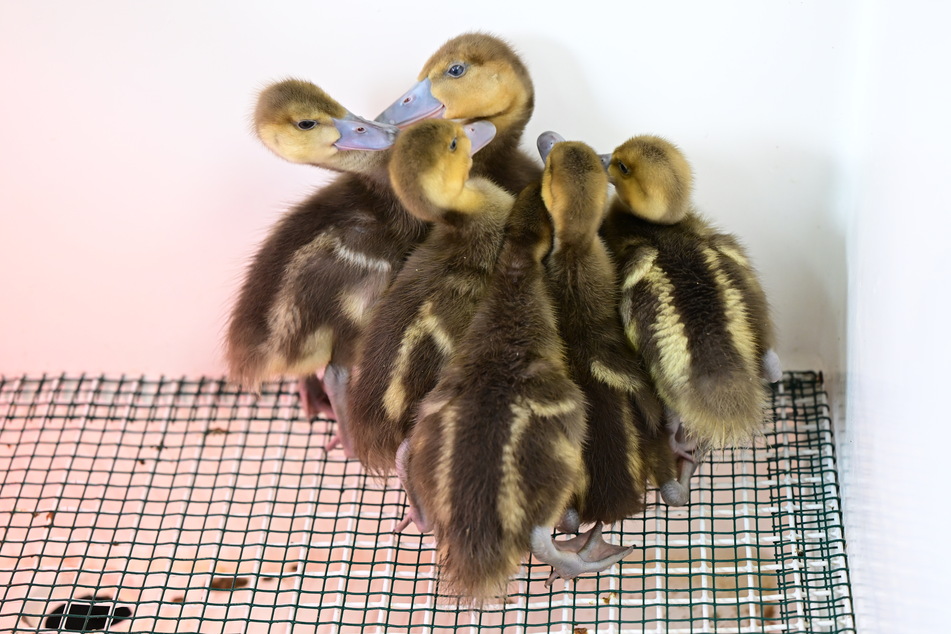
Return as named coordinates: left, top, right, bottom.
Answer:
left=225, top=32, right=781, bottom=601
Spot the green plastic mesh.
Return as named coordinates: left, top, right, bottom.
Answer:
left=0, top=372, right=855, bottom=633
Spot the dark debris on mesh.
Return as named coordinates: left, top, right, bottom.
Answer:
left=0, top=372, right=856, bottom=633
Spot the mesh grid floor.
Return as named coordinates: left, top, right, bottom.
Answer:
left=0, top=372, right=855, bottom=633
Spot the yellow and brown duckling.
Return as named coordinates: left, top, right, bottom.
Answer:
left=402, top=144, right=651, bottom=599
left=225, top=79, right=423, bottom=454
left=347, top=118, right=509, bottom=475
left=376, top=32, right=541, bottom=194
left=400, top=178, right=586, bottom=600
left=599, top=135, right=780, bottom=487
left=535, top=135, right=686, bottom=525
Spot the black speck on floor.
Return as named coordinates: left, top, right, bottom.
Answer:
left=44, top=596, right=132, bottom=631
left=209, top=575, right=250, bottom=590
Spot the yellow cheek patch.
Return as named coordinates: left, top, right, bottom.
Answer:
left=419, top=158, right=471, bottom=211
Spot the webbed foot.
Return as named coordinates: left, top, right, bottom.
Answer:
left=530, top=523, right=633, bottom=586
left=659, top=479, right=689, bottom=506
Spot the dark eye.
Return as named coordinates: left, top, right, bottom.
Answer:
left=447, top=63, right=467, bottom=78
left=296, top=120, right=317, bottom=130
left=449, top=138, right=458, bottom=151
left=616, top=161, right=630, bottom=175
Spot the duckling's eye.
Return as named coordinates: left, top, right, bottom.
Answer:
left=296, top=120, right=317, bottom=130
left=616, top=161, right=631, bottom=175
left=449, top=138, right=458, bottom=151
left=447, top=63, right=467, bottom=78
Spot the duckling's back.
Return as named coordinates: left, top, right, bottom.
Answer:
left=540, top=141, right=667, bottom=524
left=406, top=185, right=585, bottom=600
left=604, top=208, right=773, bottom=447
left=347, top=120, right=515, bottom=474
left=225, top=173, right=424, bottom=387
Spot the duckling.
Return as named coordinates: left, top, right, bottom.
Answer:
left=225, top=79, right=424, bottom=453
left=599, top=135, right=780, bottom=480
left=403, top=170, right=633, bottom=601
left=535, top=135, right=688, bottom=525
left=347, top=118, right=508, bottom=475
left=376, top=32, right=541, bottom=194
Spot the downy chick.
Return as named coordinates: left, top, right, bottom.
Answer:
left=376, top=32, right=541, bottom=194
left=225, top=79, right=422, bottom=454
left=347, top=119, right=509, bottom=475
left=599, top=135, right=780, bottom=486
left=537, top=135, right=687, bottom=533
left=401, top=181, right=581, bottom=601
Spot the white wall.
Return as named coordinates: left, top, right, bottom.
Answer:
left=0, top=0, right=850, bottom=376
left=838, top=1, right=951, bottom=632
left=2, top=1, right=948, bottom=629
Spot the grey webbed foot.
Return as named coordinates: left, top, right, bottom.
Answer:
left=660, top=479, right=690, bottom=506
left=530, top=523, right=633, bottom=586
left=298, top=374, right=335, bottom=420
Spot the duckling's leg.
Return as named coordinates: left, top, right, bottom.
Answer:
left=556, top=508, right=580, bottom=533
left=763, top=349, right=782, bottom=384
left=298, top=374, right=335, bottom=420
left=531, top=523, right=633, bottom=586
left=667, top=408, right=701, bottom=496
left=322, top=364, right=354, bottom=458
left=667, top=409, right=699, bottom=464
left=393, top=439, right=430, bottom=533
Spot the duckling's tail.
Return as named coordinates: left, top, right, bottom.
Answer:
left=676, top=368, right=771, bottom=448
left=436, top=517, right=527, bottom=604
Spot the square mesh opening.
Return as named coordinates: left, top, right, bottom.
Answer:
left=0, top=372, right=855, bottom=633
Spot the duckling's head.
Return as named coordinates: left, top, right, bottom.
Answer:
left=541, top=139, right=610, bottom=245
left=376, top=33, right=534, bottom=137
left=606, top=135, right=694, bottom=225
left=388, top=119, right=496, bottom=223
left=254, top=79, right=398, bottom=169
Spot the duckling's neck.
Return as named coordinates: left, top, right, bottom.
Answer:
left=444, top=178, right=513, bottom=223
left=326, top=148, right=392, bottom=180
left=551, top=200, right=606, bottom=255
left=470, top=102, right=535, bottom=185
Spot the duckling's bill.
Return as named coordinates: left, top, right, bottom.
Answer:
left=537, top=131, right=566, bottom=162
left=375, top=78, right=445, bottom=128
left=333, top=113, right=400, bottom=151
left=463, top=120, right=496, bottom=156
